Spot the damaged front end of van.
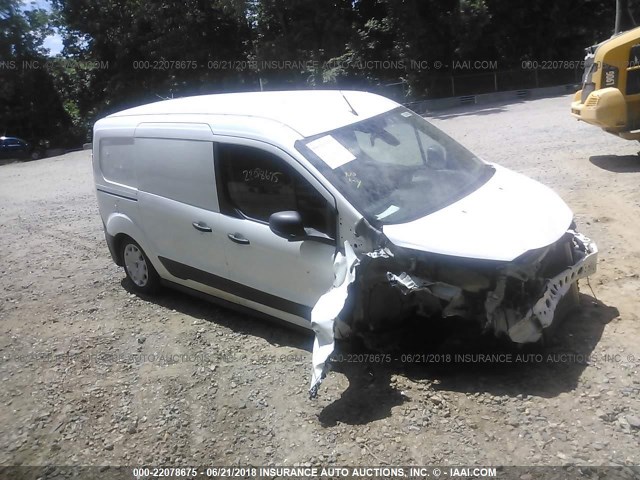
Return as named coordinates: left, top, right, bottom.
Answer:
left=294, top=107, right=599, bottom=398
left=309, top=221, right=597, bottom=398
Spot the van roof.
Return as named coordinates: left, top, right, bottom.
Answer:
left=105, top=90, right=399, bottom=137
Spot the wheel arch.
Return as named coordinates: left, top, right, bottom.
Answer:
left=104, top=213, right=156, bottom=269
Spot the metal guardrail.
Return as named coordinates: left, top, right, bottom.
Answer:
left=404, top=84, right=579, bottom=113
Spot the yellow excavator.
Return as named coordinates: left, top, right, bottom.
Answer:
left=571, top=3, right=640, bottom=140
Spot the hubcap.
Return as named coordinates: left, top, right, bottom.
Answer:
left=123, top=244, right=149, bottom=287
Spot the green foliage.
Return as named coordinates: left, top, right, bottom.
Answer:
left=0, top=0, right=75, bottom=146
left=51, top=0, right=253, bottom=116
left=1, top=0, right=52, bottom=58
left=251, top=0, right=355, bottom=87
left=5, top=0, right=640, bottom=145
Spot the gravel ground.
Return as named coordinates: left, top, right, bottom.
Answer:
left=0, top=94, right=639, bottom=474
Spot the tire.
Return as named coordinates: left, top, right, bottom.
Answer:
left=121, top=238, right=160, bottom=294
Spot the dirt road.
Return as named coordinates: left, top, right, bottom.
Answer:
left=0, top=95, right=638, bottom=473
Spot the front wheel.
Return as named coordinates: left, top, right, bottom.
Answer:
left=121, top=239, right=160, bottom=294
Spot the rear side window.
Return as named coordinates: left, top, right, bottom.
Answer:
left=135, top=138, right=216, bottom=211
left=217, top=143, right=336, bottom=238
left=99, top=137, right=136, bottom=187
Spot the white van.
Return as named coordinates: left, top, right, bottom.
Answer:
left=92, top=90, right=597, bottom=347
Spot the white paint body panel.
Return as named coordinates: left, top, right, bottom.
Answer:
left=211, top=136, right=336, bottom=309
left=110, top=90, right=397, bottom=138
left=92, top=90, right=582, bottom=332
left=220, top=216, right=336, bottom=307
left=382, top=165, right=574, bottom=261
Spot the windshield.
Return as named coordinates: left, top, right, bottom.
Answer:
left=295, top=107, right=494, bottom=225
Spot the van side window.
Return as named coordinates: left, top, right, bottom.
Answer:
left=217, top=144, right=336, bottom=238
left=100, top=137, right=136, bottom=188
left=135, top=138, right=216, bottom=210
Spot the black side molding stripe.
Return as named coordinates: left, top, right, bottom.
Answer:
left=161, top=279, right=311, bottom=333
left=96, top=188, right=137, bottom=201
left=158, top=256, right=312, bottom=320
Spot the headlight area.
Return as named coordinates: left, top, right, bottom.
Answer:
left=488, top=230, right=598, bottom=343
left=308, top=224, right=598, bottom=398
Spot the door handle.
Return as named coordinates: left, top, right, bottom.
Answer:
left=227, top=233, right=250, bottom=245
left=192, top=221, right=212, bottom=233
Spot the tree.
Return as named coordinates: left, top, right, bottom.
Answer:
left=616, top=0, right=636, bottom=33
left=323, top=0, right=400, bottom=89
left=329, top=0, right=490, bottom=98
left=51, top=0, right=254, bottom=122
left=252, top=0, right=355, bottom=88
left=24, top=0, right=640, bottom=145
left=0, top=0, right=74, bottom=146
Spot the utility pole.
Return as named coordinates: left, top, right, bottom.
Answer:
left=615, top=0, right=636, bottom=34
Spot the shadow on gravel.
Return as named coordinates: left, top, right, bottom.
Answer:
left=589, top=154, right=640, bottom=173
left=317, top=364, right=406, bottom=427
left=413, top=295, right=619, bottom=398
left=318, top=294, right=618, bottom=426
left=121, top=279, right=312, bottom=351
left=123, top=278, right=618, bottom=425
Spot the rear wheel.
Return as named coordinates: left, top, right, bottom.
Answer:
left=121, top=239, right=160, bottom=294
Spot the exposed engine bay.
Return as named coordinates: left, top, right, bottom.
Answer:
left=309, top=221, right=598, bottom=398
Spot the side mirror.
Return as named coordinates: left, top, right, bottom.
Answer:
left=269, top=211, right=305, bottom=240
left=269, top=211, right=336, bottom=245
left=427, top=145, right=447, bottom=169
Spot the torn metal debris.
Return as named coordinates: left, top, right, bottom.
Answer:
left=309, top=242, right=359, bottom=398
left=309, top=227, right=598, bottom=398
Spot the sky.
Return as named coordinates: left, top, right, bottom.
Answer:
left=43, top=33, right=64, bottom=56
left=21, top=0, right=64, bottom=56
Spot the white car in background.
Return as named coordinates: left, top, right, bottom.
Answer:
left=92, top=90, right=597, bottom=394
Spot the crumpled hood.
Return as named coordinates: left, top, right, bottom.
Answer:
left=382, top=164, right=573, bottom=262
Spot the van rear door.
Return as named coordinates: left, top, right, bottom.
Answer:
left=134, top=123, right=232, bottom=287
